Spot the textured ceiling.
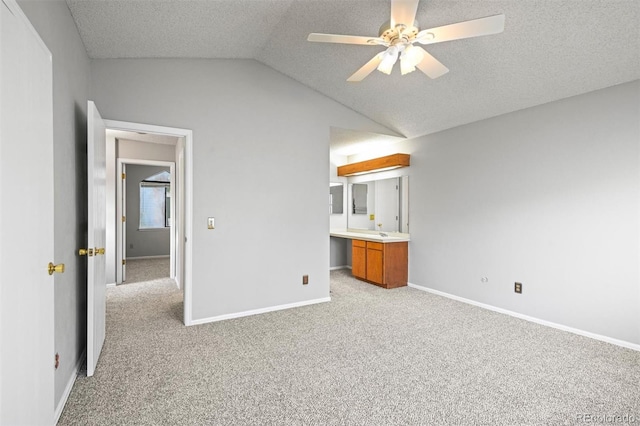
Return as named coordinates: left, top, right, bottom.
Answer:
left=67, top=0, right=640, bottom=149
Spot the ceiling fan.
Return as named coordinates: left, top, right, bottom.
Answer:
left=307, top=0, right=505, bottom=82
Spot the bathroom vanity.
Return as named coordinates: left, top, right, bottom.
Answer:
left=329, top=173, right=410, bottom=288
left=330, top=230, right=409, bottom=289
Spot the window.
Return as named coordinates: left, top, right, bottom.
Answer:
left=139, top=171, right=171, bottom=229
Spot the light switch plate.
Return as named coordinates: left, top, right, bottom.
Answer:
left=207, top=217, right=215, bottom=229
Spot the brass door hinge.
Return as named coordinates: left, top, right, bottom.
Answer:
left=122, top=216, right=126, bottom=222
left=122, top=172, right=126, bottom=179
left=122, top=259, right=126, bottom=265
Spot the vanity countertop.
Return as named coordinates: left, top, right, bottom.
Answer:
left=330, top=229, right=410, bottom=243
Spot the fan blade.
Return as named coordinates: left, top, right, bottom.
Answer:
left=390, top=0, right=420, bottom=28
left=416, top=14, right=505, bottom=44
left=414, top=47, right=449, bottom=79
left=347, top=53, right=385, bottom=82
left=308, top=33, right=381, bottom=45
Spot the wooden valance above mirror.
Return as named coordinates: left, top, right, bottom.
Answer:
left=337, top=153, right=410, bottom=177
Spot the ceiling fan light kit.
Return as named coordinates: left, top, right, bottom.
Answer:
left=400, top=44, right=423, bottom=75
left=377, top=45, right=399, bottom=75
left=307, top=0, right=505, bottom=82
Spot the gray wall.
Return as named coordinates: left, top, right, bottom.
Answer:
left=90, top=58, right=395, bottom=320
left=403, top=81, right=640, bottom=345
left=18, top=0, right=90, bottom=410
left=125, top=164, right=171, bottom=258
left=329, top=237, right=349, bottom=269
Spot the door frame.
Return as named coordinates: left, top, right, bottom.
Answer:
left=104, top=119, right=194, bottom=326
left=117, top=158, right=176, bottom=284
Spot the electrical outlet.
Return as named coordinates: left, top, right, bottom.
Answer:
left=302, top=275, right=309, bottom=285
left=514, top=282, right=522, bottom=294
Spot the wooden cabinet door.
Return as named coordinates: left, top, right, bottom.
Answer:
left=352, top=240, right=367, bottom=280
left=366, top=244, right=384, bottom=284
left=382, top=242, right=408, bottom=288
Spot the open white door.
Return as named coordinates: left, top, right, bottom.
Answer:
left=0, top=1, right=55, bottom=423
left=86, top=101, right=107, bottom=377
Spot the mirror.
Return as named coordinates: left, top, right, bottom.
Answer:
left=348, top=176, right=409, bottom=233
left=352, top=184, right=367, bottom=214
left=329, top=183, right=344, bottom=214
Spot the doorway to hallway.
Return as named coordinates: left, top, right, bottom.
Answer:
left=104, top=120, right=194, bottom=325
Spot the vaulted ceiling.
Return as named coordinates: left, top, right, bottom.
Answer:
left=66, top=0, right=640, bottom=152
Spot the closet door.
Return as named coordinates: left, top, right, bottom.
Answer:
left=0, top=1, right=55, bottom=423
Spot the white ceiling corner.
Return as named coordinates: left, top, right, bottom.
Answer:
left=68, top=0, right=640, bottom=152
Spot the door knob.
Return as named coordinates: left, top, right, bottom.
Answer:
left=78, top=248, right=94, bottom=256
left=48, top=262, right=65, bottom=275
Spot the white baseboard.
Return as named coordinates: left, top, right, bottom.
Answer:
left=189, top=297, right=331, bottom=326
left=408, top=283, right=640, bottom=352
left=126, top=255, right=170, bottom=260
left=106, top=282, right=116, bottom=288
left=330, top=265, right=350, bottom=271
left=54, top=349, right=86, bottom=424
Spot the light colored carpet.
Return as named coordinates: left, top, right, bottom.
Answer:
left=123, top=257, right=170, bottom=284
left=59, top=270, right=639, bottom=425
